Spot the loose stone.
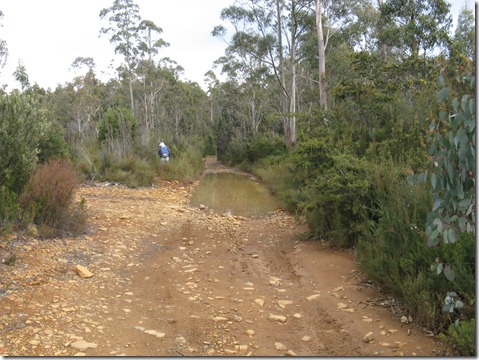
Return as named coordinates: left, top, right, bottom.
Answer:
left=269, top=314, right=287, bottom=323
left=70, top=340, right=98, bottom=351
left=363, top=332, right=374, bottom=343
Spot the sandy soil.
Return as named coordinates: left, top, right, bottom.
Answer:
left=0, top=157, right=449, bottom=356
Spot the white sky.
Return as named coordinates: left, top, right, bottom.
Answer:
left=0, top=0, right=475, bottom=92
left=0, top=0, right=234, bottom=91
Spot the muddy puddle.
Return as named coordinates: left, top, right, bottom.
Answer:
left=190, top=172, right=282, bottom=218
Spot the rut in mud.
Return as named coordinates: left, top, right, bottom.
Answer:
left=0, top=157, right=448, bottom=356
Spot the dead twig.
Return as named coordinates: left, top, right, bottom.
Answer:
left=347, top=270, right=361, bottom=280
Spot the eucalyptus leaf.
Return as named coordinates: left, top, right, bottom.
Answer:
left=461, top=95, right=469, bottom=112
left=431, top=173, right=437, bottom=190
left=444, top=265, right=455, bottom=282
left=451, top=98, right=459, bottom=113
left=447, top=228, right=456, bottom=244
left=436, top=262, right=443, bottom=275
left=437, top=87, right=450, bottom=103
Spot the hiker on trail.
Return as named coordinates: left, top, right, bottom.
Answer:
left=158, top=142, right=170, bottom=162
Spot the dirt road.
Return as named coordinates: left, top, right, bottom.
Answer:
left=0, top=157, right=448, bottom=356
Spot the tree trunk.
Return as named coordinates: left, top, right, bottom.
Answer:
left=289, top=0, right=297, bottom=146
left=315, top=0, right=327, bottom=110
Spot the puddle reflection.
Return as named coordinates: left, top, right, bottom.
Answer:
left=190, top=172, right=281, bottom=218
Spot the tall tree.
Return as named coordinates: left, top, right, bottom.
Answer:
left=213, top=0, right=309, bottom=148
left=136, top=19, right=169, bottom=144
left=315, top=0, right=327, bottom=109
left=0, top=10, right=7, bottom=79
left=379, top=0, right=452, bottom=58
left=453, top=5, right=475, bottom=61
left=99, top=0, right=141, bottom=114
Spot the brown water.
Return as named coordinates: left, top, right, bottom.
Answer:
left=190, top=172, right=282, bottom=218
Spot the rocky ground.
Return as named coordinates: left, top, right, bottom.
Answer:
left=0, top=157, right=450, bottom=356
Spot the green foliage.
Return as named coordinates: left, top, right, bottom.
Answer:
left=358, top=173, right=475, bottom=331
left=102, top=155, right=155, bottom=188
left=0, top=186, right=19, bottom=232
left=19, top=159, right=86, bottom=237
left=0, top=93, right=46, bottom=194
left=408, top=73, right=475, bottom=264
left=439, top=318, right=476, bottom=356
left=245, top=136, right=286, bottom=164
left=37, top=120, right=69, bottom=163
left=288, top=137, right=375, bottom=247
left=98, top=107, right=136, bottom=142
left=156, top=140, right=204, bottom=183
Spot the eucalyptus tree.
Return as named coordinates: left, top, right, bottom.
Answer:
left=136, top=19, right=169, bottom=144
left=13, top=61, right=30, bottom=91
left=213, top=0, right=312, bottom=148
left=99, top=0, right=142, bottom=114
left=0, top=11, right=7, bottom=79
left=379, top=0, right=452, bottom=59
left=453, top=5, right=475, bottom=62
left=61, top=57, right=103, bottom=146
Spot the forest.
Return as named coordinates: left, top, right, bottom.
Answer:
left=0, top=0, right=475, bottom=355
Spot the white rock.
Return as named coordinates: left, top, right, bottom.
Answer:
left=269, top=277, right=282, bottom=287
left=306, top=294, right=320, bottom=301
left=144, top=330, right=165, bottom=338
left=70, top=340, right=98, bottom=350
left=275, top=342, right=288, bottom=351
left=212, top=316, right=228, bottom=322
left=269, top=314, right=287, bottom=323
left=363, top=332, right=374, bottom=343
left=336, top=302, right=348, bottom=310
left=277, top=300, right=293, bottom=308
left=254, top=298, right=265, bottom=306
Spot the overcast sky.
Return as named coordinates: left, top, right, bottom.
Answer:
left=0, top=0, right=474, bottom=92
left=0, top=0, right=234, bottom=91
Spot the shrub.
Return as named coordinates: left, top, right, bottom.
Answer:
left=358, top=177, right=475, bottom=331
left=103, top=155, right=155, bottom=188
left=19, top=159, right=86, bottom=237
left=287, top=138, right=375, bottom=247
left=245, top=136, right=286, bottom=164
left=156, top=141, right=204, bottom=183
left=0, top=186, right=19, bottom=233
left=439, top=318, right=476, bottom=356
left=0, top=93, right=45, bottom=194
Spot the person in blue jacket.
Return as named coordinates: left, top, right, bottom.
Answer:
left=158, top=141, right=170, bottom=162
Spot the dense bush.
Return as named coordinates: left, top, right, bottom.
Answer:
left=245, top=136, right=286, bottom=164
left=285, top=137, right=375, bottom=247
left=156, top=140, right=204, bottom=183
left=0, top=93, right=70, bottom=230
left=104, top=155, right=156, bottom=188
left=19, top=159, right=86, bottom=237
left=439, top=318, right=476, bottom=356
left=0, top=93, right=49, bottom=194
left=357, top=178, right=475, bottom=331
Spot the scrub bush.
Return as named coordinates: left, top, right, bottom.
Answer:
left=288, top=137, right=375, bottom=247
left=156, top=141, right=204, bottom=183
left=19, top=159, right=86, bottom=237
left=358, top=178, right=475, bottom=331
left=103, top=155, right=155, bottom=188
left=439, top=318, right=476, bottom=356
